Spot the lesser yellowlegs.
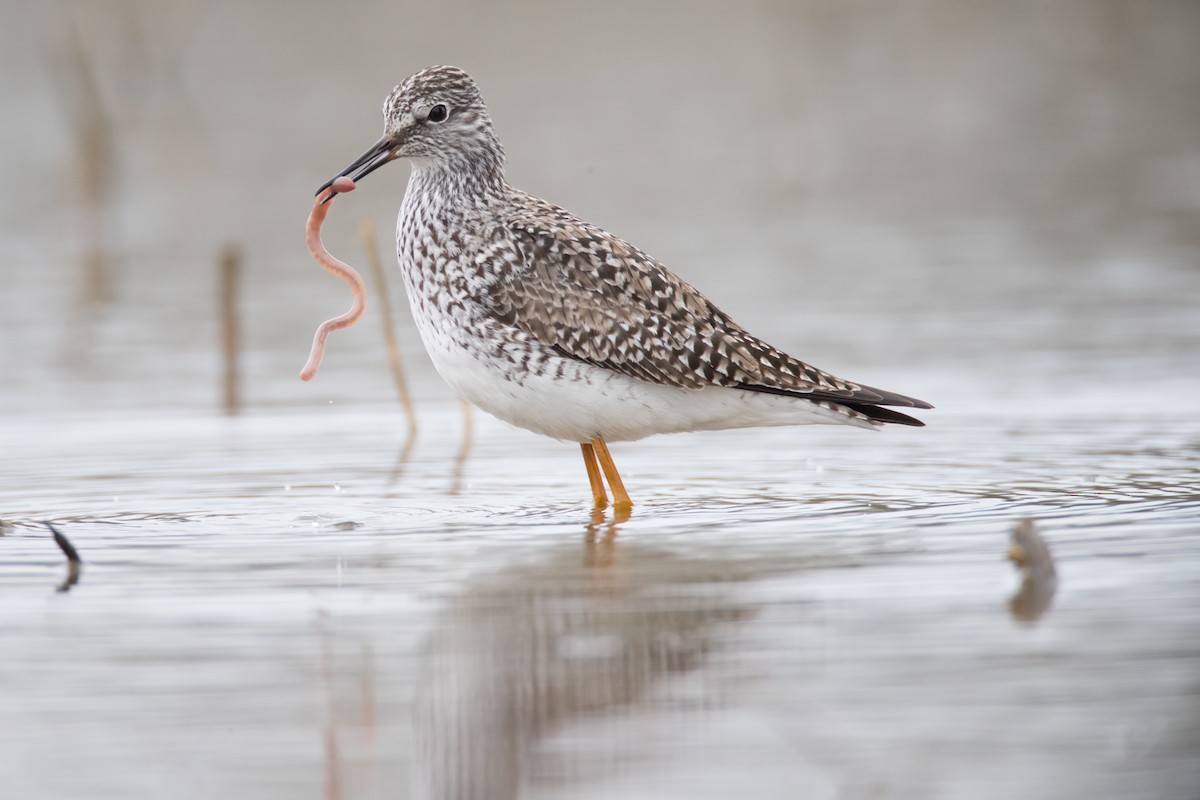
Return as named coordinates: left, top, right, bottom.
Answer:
left=317, top=66, right=931, bottom=512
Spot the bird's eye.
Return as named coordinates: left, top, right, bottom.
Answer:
left=427, top=104, right=448, bottom=123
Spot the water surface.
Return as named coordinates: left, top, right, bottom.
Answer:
left=3, top=3, right=1200, bottom=798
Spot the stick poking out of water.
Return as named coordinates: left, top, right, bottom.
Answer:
left=46, top=521, right=82, bottom=593
left=219, top=243, right=243, bottom=414
left=358, top=218, right=418, bottom=438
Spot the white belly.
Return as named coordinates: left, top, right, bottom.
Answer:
left=420, top=331, right=874, bottom=443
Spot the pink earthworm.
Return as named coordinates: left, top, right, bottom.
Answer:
left=300, top=176, right=365, bottom=381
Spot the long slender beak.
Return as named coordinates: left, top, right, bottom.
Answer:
left=315, top=134, right=399, bottom=197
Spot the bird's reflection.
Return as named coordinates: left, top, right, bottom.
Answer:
left=411, top=533, right=758, bottom=800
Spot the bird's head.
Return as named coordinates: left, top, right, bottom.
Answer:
left=317, top=65, right=504, bottom=196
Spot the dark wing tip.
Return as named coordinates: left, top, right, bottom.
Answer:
left=735, top=382, right=931, bottom=427
left=853, top=383, right=933, bottom=410
left=843, top=403, right=926, bottom=427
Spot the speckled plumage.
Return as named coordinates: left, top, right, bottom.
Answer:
left=324, top=65, right=931, bottom=448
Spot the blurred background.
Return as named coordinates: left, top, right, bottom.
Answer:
left=3, top=0, right=1197, bottom=416
left=2, top=3, right=1200, bottom=800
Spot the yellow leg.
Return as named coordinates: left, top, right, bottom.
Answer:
left=591, top=437, right=633, bottom=513
left=580, top=443, right=608, bottom=509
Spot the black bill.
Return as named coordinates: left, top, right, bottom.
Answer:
left=315, top=134, right=398, bottom=196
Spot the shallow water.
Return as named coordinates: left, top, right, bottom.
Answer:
left=4, top=298, right=1200, bottom=799
left=5, top=193, right=1200, bottom=800
left=4, top=3, right=1200, bottom=797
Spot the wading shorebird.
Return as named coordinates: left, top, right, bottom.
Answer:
left=317, top=66, right=930, bottom=513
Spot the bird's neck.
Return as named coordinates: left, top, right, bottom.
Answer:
left=407, top=145, right=508, bottom=210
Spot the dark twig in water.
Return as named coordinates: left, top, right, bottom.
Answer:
left=358, top=218, right=418, bottom=438
left=46, top=521, right=82, bottom=593
left=1007, top=518, right=1057, bottom=623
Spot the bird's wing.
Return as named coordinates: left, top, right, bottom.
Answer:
left=479, top=196, right=930, bottom=419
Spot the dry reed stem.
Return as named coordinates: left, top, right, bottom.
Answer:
left=50, top=13, right=116, bottom=308
left=358, top=219, right=418, bottom=438
left=219, top=244, right=242, bottom=415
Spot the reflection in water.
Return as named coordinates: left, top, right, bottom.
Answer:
left=1007, top=518, right=1058, bottom=624
left=387, top=435, right=417, bottom=486
left=586, top=504, right=632, bottom=541
left=411, top=536, right=760, bottom=800
left=318, top=617, right=379, bottom=800
left=386, top=400, right=473, bottom=492
left=448, top=401, right=476, bottom=497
